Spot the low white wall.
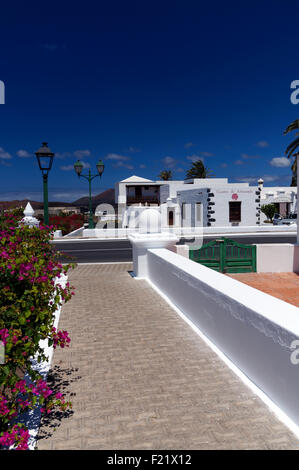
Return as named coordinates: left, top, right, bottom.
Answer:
left=146, top=248, right=299, bottom=426
left=63, top=226, right=85, bottom=238
left=168, top=244, right=189, bottom=258
left=83, top=224, right=297, bottom=239
left=53, top=230, right=63, bottom=238
left=256, top=244, right=298, bottom=273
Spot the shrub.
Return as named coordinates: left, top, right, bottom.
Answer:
left=0, top=209, right=75, bottom=449
left=48, top=213, right=84, bottom=236
left=261, top=203, right=276, bottom=222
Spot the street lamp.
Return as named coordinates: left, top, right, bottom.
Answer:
left=74, top=159, right=105, bottom=229
left=35, top=142, right=55, bottom=226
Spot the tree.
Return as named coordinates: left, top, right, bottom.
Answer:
left=291, top=158, right=297, bottom=187
left=261, top=204, right=276, bottom=222
left=158, top=170, right=172, bottom=180
left=185, top=159, right=213, bottom=179
left=283, top=118, right=299, bottom=186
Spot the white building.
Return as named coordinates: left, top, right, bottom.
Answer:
left=114, top=175, right=298, bottom=229
left=259, top=179, right=297, bottom=220
left=114, top=176, right=257, bottom=229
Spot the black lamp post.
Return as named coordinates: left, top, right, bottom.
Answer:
left=35, top=142, right=55, bottom=226
left=74, top=159, right=105, bottom=229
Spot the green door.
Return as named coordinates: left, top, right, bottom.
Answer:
left=189, top=237, right=256, bottom=273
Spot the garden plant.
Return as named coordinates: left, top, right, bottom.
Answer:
left=0, top=209, right=75, bottom=450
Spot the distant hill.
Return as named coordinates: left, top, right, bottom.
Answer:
left=0, top=188, right=115, bottom=211
left=72, top=188, right=115, bottom=208
left=0, top=200, right=75, bottom=211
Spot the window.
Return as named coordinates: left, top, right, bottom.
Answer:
left=196, top=203, right=202, bottom=222
left=181, top=203, right=186, bottom=220
left=135, top=186, right=142, bottom=197
left=168, top=209, right=174, bottom=226
left=229, top=202, right=241, bottom=222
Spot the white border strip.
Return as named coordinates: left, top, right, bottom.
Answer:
left=51, top=231, right=297, bottom=242
left=21, top=274, right=68, bottom=450
left=145, top=276, right=299, bottom=441
left=76, top=262, right=133, bottom=265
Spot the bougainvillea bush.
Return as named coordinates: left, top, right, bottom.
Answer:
left=49, top=213, right=84, bottom=236
left=0, top=210, right=75, bottom=449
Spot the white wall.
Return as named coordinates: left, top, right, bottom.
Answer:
left=257, top=244, right=299, bottom=273
left=146, top=248, right=299, bottom=426
left=169, top=184, right=259, bottom=228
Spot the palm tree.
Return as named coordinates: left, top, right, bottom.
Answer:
left=284, top=118, right=299, bottom=244
left=291, top=158, right=297, bottom=187
left=158, top=170, right=172, bottom=180
left=284, top=118, right=299, bottom=186
left=185, top=159, right=212, bottom=179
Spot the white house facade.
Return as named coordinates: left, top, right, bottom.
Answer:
left=115, top=175, right=297, bottom=229
left=259, top=180, right=297, bottom=221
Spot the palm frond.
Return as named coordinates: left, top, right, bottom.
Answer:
left=285, top=136, right=299, bottom=157
left=283, top=119, right=299, bottom=135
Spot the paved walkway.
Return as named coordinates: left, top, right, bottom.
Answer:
left=37, top=264, right=299, bottom=450
left=227, top=272, right=299, bottom=308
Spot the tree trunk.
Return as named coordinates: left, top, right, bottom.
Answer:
left=297, top=155, right=299, bottom=244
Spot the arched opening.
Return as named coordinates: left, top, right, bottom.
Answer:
left=168, top=209, right=174, bottom=226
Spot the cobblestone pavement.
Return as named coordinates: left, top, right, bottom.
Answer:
left=227, top=272, right=299, bottom=308
left=37, top=264, right=299, bottom=450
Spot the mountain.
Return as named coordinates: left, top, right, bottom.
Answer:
left=72, top=188, right=115, bottom=208
left=0, top=188, right=115, bottom=211
left=0, top=199, right=76, bottom=211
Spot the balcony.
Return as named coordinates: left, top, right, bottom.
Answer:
left=127, top=196, right=160, bottom=205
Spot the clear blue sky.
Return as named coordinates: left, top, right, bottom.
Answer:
left=0, top=0, right=299, bottom=202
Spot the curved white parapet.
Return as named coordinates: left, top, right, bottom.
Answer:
left=129, top=207, right=179, bottom=278
left=129, top=232, right=178, bottom=279
left=146, top=248, right=299, bottom=428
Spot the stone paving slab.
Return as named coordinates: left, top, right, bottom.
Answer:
left=227, top=272, right=299, bottom=308
left=37, top=264, right=299, bottom=449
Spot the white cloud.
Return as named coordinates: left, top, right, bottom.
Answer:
left=60, top=161, right=90, bottom=171
left=234, top=159, right=244, bottom=165
left=235, top=177, right=259, bottom=183
left=112, top=161, right=134, bottom=170
left=184, top=142, right=194, bottom=149
left=0, top=147, right=12, bottom=160
left=220, top=163, right=228, bottom=168
left=235, top=175, right=280, bottom=184
left=0, top=160, right=11, bottom=167
left=262, top=175, right=280, bottom=182
left=128, top=146, right=141, bottom=153
left=200, top=151, right=214, bottom=157
left=106, top=153, right=130, bottom=161
left=55, top=152, right=72, bottom=159
left=105, top=153, right=133, bottom=169
left=60, top=165, right=75, bottom=171
left=162, top=156, right=177, bottom=168
left=73, top=149, right=91, bottom=159
left=139, top=164, right=146, bottom=168
left=0, top=189, right=94, bottom=203
left=256, top=141, right=269, bottom=148
left=17, top=149, right=32, bottom=158
left=186, top=154, right=203, bottom=163
left=270, top=157, right=290, bottom=168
